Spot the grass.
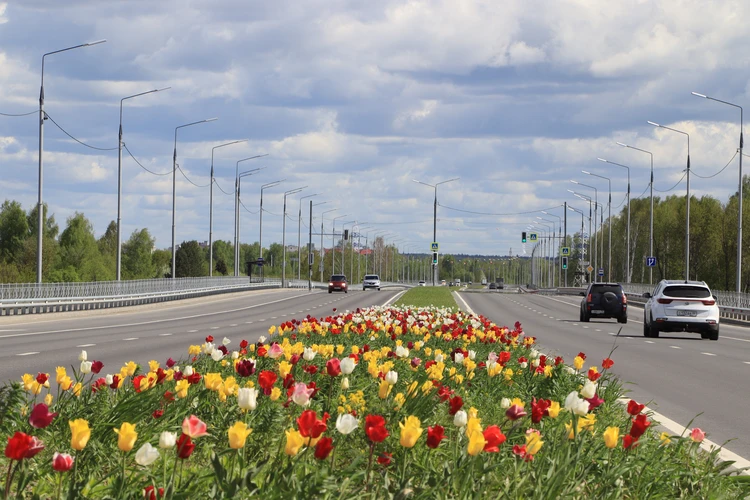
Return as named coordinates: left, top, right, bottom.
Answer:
left=393, top=285, right=458, bottom=309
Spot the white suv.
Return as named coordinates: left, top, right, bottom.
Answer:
left=363, top=274, right=381, bottom=291
left=643, top=280, right=720, bottom=340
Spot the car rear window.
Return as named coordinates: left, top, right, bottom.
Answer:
left=364, top=275, right=379, bottom=280
left=663, top=285, right=710, bottom=298
left=330, top=275, right=346, bottom=281
left=590, top=285, right=622, bottom=295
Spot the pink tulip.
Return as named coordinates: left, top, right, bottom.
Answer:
left=505, top=404, right=528, bottom=421
left=690, top=428, right=705, bottom=443
left=52, top=452, right=74, bottom=472
left=291, top=382, right=314, bottom=406
left=269, top=343, right=284, bottom=359
left=181, top=415, right=208, bottom=439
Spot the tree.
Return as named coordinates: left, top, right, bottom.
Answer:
left=0, top=200, right=29, bottom=263
left=58, top=213, right=99, bottom=273
left=152, top=249, right=172, bottom=278
left=175, top=241, right=207, bottom=277
left=212, top=240, right=234, bottom=275
left=98, top=221, right=118, bottom=258
left=122, top=228, right=155, bottom=280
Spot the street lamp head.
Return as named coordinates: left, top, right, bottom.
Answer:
left=86, top=39, right=107, bottom=46
left=570, top=180, right=579, bottom=185
left=647, top=120, right=660, bottom=127
left=616, top=142, right=628, bottom=148
left=691, top=92, right=707, bottom=99
left=204, top=117, right=219, bottom=123
left=581, top=170, right=591, bottom=175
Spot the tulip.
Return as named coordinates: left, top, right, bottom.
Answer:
left=426, top=425, right=446, bottom=449
left=238, top=387, right=259, bottom=410
left=364, top=414, right=389, bottom=443
left=69, top=419, right=91, bottom=451
left=336, top=414, right=358, bottom=435
left=468, top=350, right=476, bottom=360
left=326, top=358, right=342, bottom=377
left=222, top=337, right=231, bottom=345
left=80, top=361, right=92, bottom=374
left=285, top=429, right=305, bottom=456
left=182, top=415, right=208, bottom=439
left=434, top=353, right=444, bottom=363
left=580, top=380, right=597, bottom=400
left=453, top=410, right=468, bottom=428
left=135, top=443, right=160, bottom=466
left=5, top=432, right=33, bottom=460
left=629, top=414, right=650, bottom=439
left=500, top=397, right=511, bottom=409
left=175, top=379, right=190, bottom=399
left=211, top=350, right=224, bottom=361
left=385, top=370, right=398, bottom=385
left=399, top=416, right=423, bottom=448
left=183, top=366, right=194, bottom=377
left=29, top=403, right=57, bottom=429
left=340, top=377, right=350, bottom=390
left=603, top=426, right=619, bottom=449
left=269, top=343, right=284, bottom=359
left=340, top=357, right=356, bottom=374
left=467, top=430, right=486, bottom=456
left=291, top=382, right=314, bottom=406
left=454, top=352, right=464, bottom=364
left=525, top=430, right=543, bottom=455
left=483, top=425, right=506, bottom=452
left=228, top=422, right=253, bottom=449
left=78, top=350, right=87, bottom=362
left=690, top=428, right=705, bottom=443
left=159, top=431, right=176, bottom=449
left=114, top=422, right=138, bottom=452
left=314, top=437, right=333, bottom=460
left=378, top=379, right=392, bottom=399
left=303, top=347, right=316, bottom=361
left=395, top=345, right=409, bottom=358
left=297, top=410, right=327, bottom=439
left=52, top=452, right=74, bottom=472
left=176, top=434, right=195, bottom=459
left=505, top=404, right=527, bottom=421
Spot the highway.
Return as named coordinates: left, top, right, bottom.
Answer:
left=459, top=290, right=750, bottom=461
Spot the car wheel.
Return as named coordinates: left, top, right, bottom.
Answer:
left=648, top=319, right=660, bottom=338
left=579, top=310, right=584, bottom=322
left=617, top=315, right=627, bottom=324
left=328, top=290, right=332, bottom=294
left=709, top=327, right=719, bottom=341
left=378, top=288, right=381, bottom=291
left=345, top=290, right=348, bottom=294
left=582, top=312, right=590, bottom=322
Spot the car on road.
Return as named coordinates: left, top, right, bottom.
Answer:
left=362, top=274, right=381, bottom=291
left=418, top=280, right=426, bottom=286
left=488, top=282, right=497, bottom=290
left=643, top=280, right=719, bottom=340
left=328, top=274, right=348, bottom=293
left=579, top=282, right=628, bottom=323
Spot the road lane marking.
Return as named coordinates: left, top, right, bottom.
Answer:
left=669, top=346, right=681, bottom=349
left=645, top=341, right=655, bottom=344
left=210, top=327, right=220, bottom=330
left=159, top=333, right=172, bottom=336
left=616, top=397, right=750, bottom=476
left=744, top=362, right=750, bottom=365
left=188, top=330, right=198, bottom=333
left=76, top=343, right=96, bottom=347
left=230, top=324, right=238, bottom=327
left=701, top=352, right=717, bottom=356
left=595, top=329, right=602, bottom=332
left=453, top=292, right=475, bottom=315
left=16, top=352, right=39, bottom=356
left=245, top=321, right=253, bottom=324
left=123, top=337, right=139, bottom=341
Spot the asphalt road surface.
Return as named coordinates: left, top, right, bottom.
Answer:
left=459, top=290, right=750, bottom=462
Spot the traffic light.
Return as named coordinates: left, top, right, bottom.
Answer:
left=562, top=256, right=568, bottom=269
left=432, top=252, right=438, bottom=265
left=344, top=229, right=349, bottom=240
left=522, top=231, right=527, bottom=243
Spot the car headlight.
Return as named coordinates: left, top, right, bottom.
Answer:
left=329, top=282, right=334, bottom=286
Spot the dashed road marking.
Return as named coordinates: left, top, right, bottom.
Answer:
left=210, top=326, right=219, bottom=330
left=123, top=337, right=139, bottom=341
left=159, top=333, right=172, bottom=337
left=595, top=329, right=602, bottom=332
left=701, top=352, right=717, bottom=356
left=245, top=321, right=253, bottom=324
left=645, top=341, right=655, bottom=344
left=723, top=336, right=750, bottom=343
left=76, top=343, right=96, bottom=347
left=230, top=324, right=238, bottom=327
left=744, top=362, right=750, bottom=365
left=188, top=330, right=198, bottom=333
left=16, top=352, right=39, bottom=356
left=669, top=346, right=681, bottom=349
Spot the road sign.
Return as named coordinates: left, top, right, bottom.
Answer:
left=561, top=247, right=570, bottom=256
left=598, top=268, right=604, bottom=276
left=309, top=253, right=314, bottom=265
left=431, top=242, right=439, bottom=252
left=646, top=256, right=657, bottom=267
left=529, top=233, right=538, bottom=242
left=586, top=265, right=594, bottom=273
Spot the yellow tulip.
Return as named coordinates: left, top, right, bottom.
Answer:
left=526, top=431, right=544, bottom=455
left=573, top=356, right=584, bottom=371
left=660, top=432, right=671, bottom=446
left=547, top=401, right=561, bottom=419
left=228, top=422, right=253, bottom=449
left=399, top=416, right=423, bottom=448
left=467, top=430, right=486, bottom=456
left=270, top=387, right=282, bottom=401
left=188, top=345, right=201, bottom=356
left=175, top=379, right=190, bottom=399
left=466, top=417, right=483, bottom=439
left=44, top=393, right=53, bottom=406
left=284, top=429, right=305, bottom=456
left=278, top=361, right=292, bottom=379
left=204, top=373, right=223, bottom=391
left=59, top=375, right=73, bottom=391
left=394, top=393, right=406, bottom=410
left=114, top=422, right=138, bottom=452
left=378, top=380, right=392, bottom=399
left=55, top=367, right=67, bottom=384
left=72, top=383, right=82, bottom=397
left=148, top=360, right=160, bottom=372
left=70, top=419, right=91, bottom=451
left=603, top=427, right=620, bottom=449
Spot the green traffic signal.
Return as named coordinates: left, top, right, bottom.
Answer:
left=432, top=252, right=438, bottom=264
left=521, top=231, right=527, bottom=243
left=562, top=256, right=568, bottom=269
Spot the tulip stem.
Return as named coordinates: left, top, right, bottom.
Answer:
left=56, top=472, right=63, bottom=500
left=4, top=461, right=12, bottom=499
left=117, top=452, right=126, bottom=497
left=365, top=442, right=374, bottom=490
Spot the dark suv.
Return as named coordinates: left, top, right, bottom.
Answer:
left=328, top=274, right=348, bottom=294
left=579, top=282, right=627, bottom=323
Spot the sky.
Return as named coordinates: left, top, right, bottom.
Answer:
left=1, top=0, right=749, bottom=258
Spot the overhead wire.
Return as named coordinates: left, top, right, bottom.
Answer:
left=239, top=199, right=258, bottom=214
left=177, top=164, right=210, bottom=188
left=123, top=144, right=172, bottom=176
left=653, top=172, right=687, bottom=193
left=43, top=112, right=118, bottom=151
left=436, top=203, right=565, bottom=217
left=0, top=109, right=36, bottom=117
left=691, top=151, right=738, bottom=179
left=213, top=178, right=233, bottom=195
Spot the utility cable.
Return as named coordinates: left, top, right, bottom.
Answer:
left=213, top=178, right=233, bottom=195
left=44, top=112, right=118, bottom=151
left=123, top=144, right=172, bottom=176
left=0, top=110, right=36, bottom=117
left=239, top=199, right=258, bottom=214
left=177, top=164, right=210, bottom=188
left=630, top=182, right=651, bottom=201
left=691, top=151, right=738, bottom=179
left=437, top=203, right=565, bottom=217
left=654, top=172, right=687, bottom=193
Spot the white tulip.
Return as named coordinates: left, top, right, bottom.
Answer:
left=183, top=366, right=194, bottom=377
left=500, top=397, right=511, bottom=409
left=173, top=366, right=180, bottom=374
left=453, top=410, right=468, bottom=427
left=340, top=377, right=350, bottom=390
left=135, top=443, right=160, bottom=466
left=211, top=350, right=224, bottom=361
left=529, top=349, right=540, bottom=359
left=231, top=351, right=240, bottom=360
left=340, top=357, right=356, bottom=375
left=580, top=380, right=598, bottom=400
left=395, top=345, right=409, bottom=358
left=468, top=350, right=476, bottom=360
left=159, top=431, right=176, bottom=449
left=303, top=347, right=316, bottom=361
left=203, top=342, right=215, bottom=355
left=105, top=374, right=114, bottom=385
left=564, top=366, right=575, bottom=375
left=435, top=353, right=444, bottom=363
left=564, top=391, right=590, bottom=416
left=258, top=336, right=267, bottom=344
left=80, top=361, right=92, bottom=374
left=336, top=414, right=359, bottom=435
left=531, top=359, right=540, bottom=368
left=454, top=353, right=464, bottom=365
left=222, top=337, right=231, bottom=346
left=385, top=370, right=398, bottom=385
left=78, top=350, right=87, bottom=362
left=238, top=387, right=258, bottom=410
left=520, top=362, right=528, bottom=369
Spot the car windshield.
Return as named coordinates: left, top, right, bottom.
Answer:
left=330, top=275, right=346, bottom=281
left=590, top=285, right=622, bottom=295
left=663, top=285, right=710, bottom=298
left=364, top=275, right=379, bottom=280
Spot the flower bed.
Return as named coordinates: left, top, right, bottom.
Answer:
left=1, top=306, right=747, bottom=499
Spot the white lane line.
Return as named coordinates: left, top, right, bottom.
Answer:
left=76, top=343, right=96, bottom=347
left=210, top=326, right=220, bottom=330
left=608, top=332, right=616, bottom=336
left=744, top=362, right=750, bottom=365
left=595, top=329, right=602, bottom=332
left=383, top=290, right=408, bottom=308
left=549, top=316, right=555, bottom=319
left=453, top=292, right=475, bottom=315
left=669, top=346, right=681, bottom=349
left=271, top=317, right=277, bottom=319
left=230, top=324, right=238, bottom=327
left=188, top=330, right=198, bottom=333
left=617, top=397, right=750, bottom=476
left=582, top=326, right=589, bottom=329
left=701, top=352, right=717, bottom=356
left=245, top=321, right=253, bottom=324
left=259, top=319, right=265, bottom=322
left=16, top=352, right=39, bottom=356
left=123, top=337, right=139, bottom=341
left=159, top=333, right=172, bottom=336
left=645, top=341, right=655, bottom=344
left=0, top=329, right=24, bottom=332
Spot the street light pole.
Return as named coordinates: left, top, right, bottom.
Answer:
left=36, top=39, right=107, bottom=284
left=568, top=206, right=587, bottom=283
left=234, top=158, right=267, bottom=276
left=618, top=142, right=654, bottom=284
left=117, top=86, right=170, bottom=281
left=331, top=215, right=349, bottom=275
left=413, top=177, right=459, bottom=286
left=649, top=121, right=691, bottom=280
left=209, top=140, right=247, bottom=276
left=298, top=194, right=319, bottom=280
left=320, top=209, right=338, bottom=282
left=172, top=117, right=218, bottom=279
left=541, top=211, right=563, bottom=287
left=571, top=181, right=598, bottom=280
left=259, top=180, right=284, bottom=260
left=598, top=158, right=631, bottom=282
left=582, top=170, right=612, bottom=282
left=282, top=187, right=306, bottom=287
left=692, top=92, right=743, bottom=292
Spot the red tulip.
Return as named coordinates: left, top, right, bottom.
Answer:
left=258, top=370, right=277, bottom=395
left=182, top=415, right=208, bottom=438
left=365, top=414, right=389, bottom=443
left=585, top=394, right=604, bottom=411
left=587, top=368, right=601, bottom=382
left=297, top=410, right=327, bottom=439
left=5, top=432, right=33, bottom=460
left=505, top=404, right=527, bottom=421
left=186, top=373, right=201, bottom=385
left=426, top=425, right=446, bottom=449
left=530, top=398, right=551, bottom=424
left=448, top=396, right=463, bottom=416
left=377, top=452, right=392, bottom=465
left=602, top=358, right=614, bottom=369
left=144, top=485, right=165, bottom=500
left=623, top=434, right=638, bottom=449
left=29, top=403, right=58, bottom=429
left=110, top=375, right=121, bottom=390
left=235, top=359, right=256, bottom=377
left=166, top=358, right=176, bottom=368
left=627, top=399, right=645, bottom=416
left=205, top=335, right=214, bottom=343
left=629, top=414, right=650, bottom=438
left=176, top=434, right=195, bottom=459
left=91, top=360, right=103, bottom=374
left=483, top=425, right=506, bottom=453
left=326, top=358, right=341, bottom=377
left=239, top=340, right=249, bottom=349
left=314, top=437, right=333, bottom=460
left=152, top=409, right=164, bottom=419
left=36, top=373, right=48, bottom=385
left=52, top=452, right=74, bottom=472
left=498, top=351, right=511, bottom=364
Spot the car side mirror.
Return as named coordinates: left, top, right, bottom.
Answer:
left=713, top=294, right=718, bottom=300
left=579, top=292, right=585, bottom=296
left=643, top=292, right=651, bottom=299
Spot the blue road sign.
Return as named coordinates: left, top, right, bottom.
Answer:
left=431, top=242, right=439, bottom=252
left=529, top=233, right=538, bottom=242
left=646, top=256, right=657, bottom=267
left=561, top=247, right=570, bottom=256
left=598, top=268, right=604, bottom=276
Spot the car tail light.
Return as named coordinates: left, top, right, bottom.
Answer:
left=621, top=294, right=627, bottom=304
left=657, top=298, right=672, bottom=304
left=586, top=293, right=592, bottom=303
left=701, top=299, right=715, bottom=306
